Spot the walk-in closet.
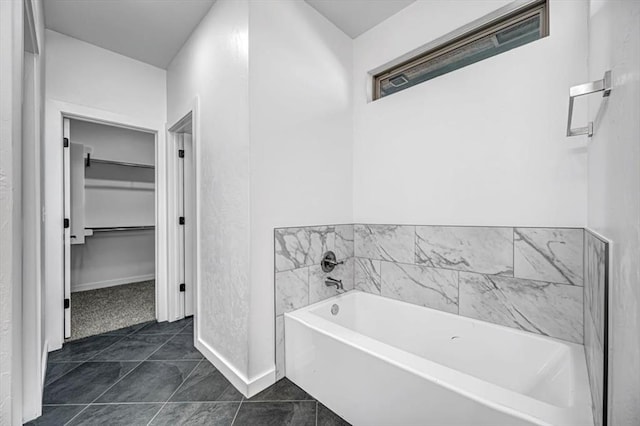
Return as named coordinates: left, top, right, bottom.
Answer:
left=66, top=119, right=156, bottom=340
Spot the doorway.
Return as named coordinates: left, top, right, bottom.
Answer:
left=62, top=118, right=157, bottom=340
left=168, top=111, right=196, bottom=321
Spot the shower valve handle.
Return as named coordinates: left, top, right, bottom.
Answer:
left=321, top=251, right=343, bottom=272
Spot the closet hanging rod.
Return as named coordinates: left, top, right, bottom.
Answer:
left=85, top=154, right=155, bottom=169
left=88, top=226, right=155, bottom=232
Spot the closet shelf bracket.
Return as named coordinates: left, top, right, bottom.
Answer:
left=566, top=70, right=611, bottom=137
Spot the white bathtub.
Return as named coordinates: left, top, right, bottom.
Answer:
left=285, top=290, right=593, bottom=426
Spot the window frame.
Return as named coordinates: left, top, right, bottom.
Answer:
left=372, top=0, right=549, bottom=100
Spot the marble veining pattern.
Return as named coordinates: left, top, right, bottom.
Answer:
left=415, top=226, right=513, bottom=275
left=334, top=224, right=354, bottom=259
left=354, top=224, right=415, bottom=263
left=275, top=268, right=309, bottom=316
left=381, top=262, right=459, bottom=313
left=458, top=272, right=583, bottom=343
left=275, top=226, right=335, bottom=272
left=354, top=258, right=381, bottom=294
left=514, top=228, right=584, bottom=286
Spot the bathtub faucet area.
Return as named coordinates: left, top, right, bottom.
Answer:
left=325, top=277, right=344, bottom=291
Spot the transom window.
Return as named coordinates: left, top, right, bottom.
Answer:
left=373, top=0, right=549, bottom=100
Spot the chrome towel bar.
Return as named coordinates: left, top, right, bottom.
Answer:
left=567, top=70, right=612, bottom=137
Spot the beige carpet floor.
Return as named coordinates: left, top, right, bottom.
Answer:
left=69, top=280, right=155, bottom=341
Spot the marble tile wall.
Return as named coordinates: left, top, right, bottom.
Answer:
left=275, top=223, right=608, bottom=414
left=274, top=224, right=354, bottom=380
left=583, top=230, right=609, bottom=426
left=353, top=224, right=585, bottom=343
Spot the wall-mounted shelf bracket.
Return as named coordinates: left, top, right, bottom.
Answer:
left=566, top=70, right=612, bottom=137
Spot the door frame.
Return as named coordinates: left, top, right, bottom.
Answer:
left=44, top=100, right=168, bottom=351
left=21, top=0, right=43, bottom=421
left=166, top=97, right=199, bottom=323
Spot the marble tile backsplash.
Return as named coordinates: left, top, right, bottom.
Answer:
left=275, top=226, right=335, bottom=272
left=354, top=224, right=414, bottom=263
left=275, top=224, right=605, bottom=391
left=415, top=226, right=514, bottom=275
left=514, top=228, right=584, bottom=286
left=381, top=262, right=459, bottom=314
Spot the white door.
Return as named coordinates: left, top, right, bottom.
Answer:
left=62, top=118, right=71, bottom=338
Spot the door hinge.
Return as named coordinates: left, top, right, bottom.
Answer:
left=179, top=216, right=185, bottom=225
left=64, top=298, right=70, bottom=309
left=64, top=218, right=70, bottom=228
left=178, top=149, right=184, bottom=158
left=179, top=283, right=186, bottom=292
left=63, top=137, right=69, bottom=148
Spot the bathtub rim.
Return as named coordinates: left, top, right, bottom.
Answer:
left=284, top=290, right=593, bottom=426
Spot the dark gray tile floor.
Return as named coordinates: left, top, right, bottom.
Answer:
left=27, top=318, right=350, bottom=426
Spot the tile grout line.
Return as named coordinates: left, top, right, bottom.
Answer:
left=44, top=326, right=146, bottom=399
left=62, top=325, right=187, bottom=425
left=239, top=399, right=317, bottom=403
left=42, top=362, right=84, bottom=388
left=145, top=357, right=205, bottom=425
left=230, top=397, right=244, bottom=426
left=82, top=324, right=150, bottom=361
left=357, top=256, right=583, bottom=287
left=45, top=400, right=244, bottom=407
left=61, top=358, right=145, bottom=426
left=56, top=358, right=204, bottom=363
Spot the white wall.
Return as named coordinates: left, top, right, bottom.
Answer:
left=352, top=0, right=589, bottom=227
left=45, top=30, right=166, bottom=121
left=44, top=30, right=166, bottom=350
left=247, top=0, right=353, bottom=381
left=0, top=1, right=24, bottom=423
left=71, top=232, right=155, bottom=292
left=587, top=1, right=640, bottom=425
left=72, top=119, right=156, bottom=165
left=167, top=0, right=252, bottom=388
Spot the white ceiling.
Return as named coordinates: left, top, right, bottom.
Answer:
left=44, top=0, right=215, bottom=69
left=305, top=0, right=416, bottom=38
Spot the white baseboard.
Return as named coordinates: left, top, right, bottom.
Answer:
left=247, top=367, right=276, bottom=397
left=71, top=274, right=155, bottom=292
left=194, top=336, right=275, bottom=398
